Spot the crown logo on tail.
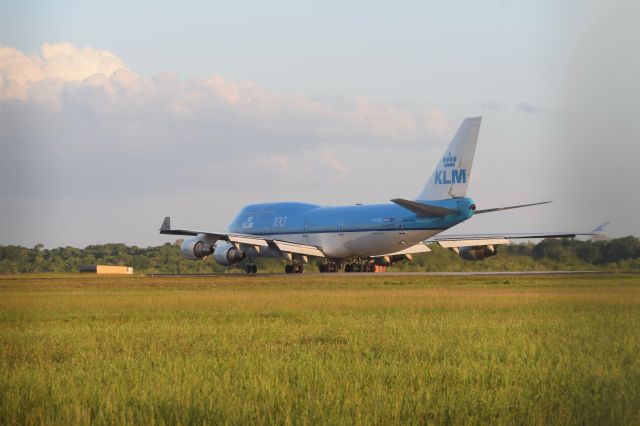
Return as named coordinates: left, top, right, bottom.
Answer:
left=443, top=153, right=457, bottom=168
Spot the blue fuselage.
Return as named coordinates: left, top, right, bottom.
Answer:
left=227, top=197, right=476, bottom=258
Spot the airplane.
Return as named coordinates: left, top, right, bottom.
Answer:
left=160, top=117, right=593, bottom=274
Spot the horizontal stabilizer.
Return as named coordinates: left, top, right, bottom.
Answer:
left=390, top=198, right=457, bottom=218
left=475, top=201, right=551, bottom=214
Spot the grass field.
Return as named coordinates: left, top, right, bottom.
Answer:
left=1, top=274, right=639, bottom=425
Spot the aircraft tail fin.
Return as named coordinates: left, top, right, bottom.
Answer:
left=417, top=117, right=481, bottom=200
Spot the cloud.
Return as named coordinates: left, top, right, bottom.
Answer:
left=255, top=149, right=348, bottom=182
left=476, top=100, right=545, bottom=115
left=0, top=42, right=127, bottom=104
left=424, top=108, right=452, bottom=136
left=39, top=42, right=127, bottom=81
left=0, top=42, right=459, bottom=246
left=317, top=149, right=348, bottom=175
left=478, top=100, right=508, bottom=110
left=516, top=102, right=543, bottom=114
left=0, top=42, right=452, bottom=144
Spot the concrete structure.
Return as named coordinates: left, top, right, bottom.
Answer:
left=78, top=265, right=133, bottom=274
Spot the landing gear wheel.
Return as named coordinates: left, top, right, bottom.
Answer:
left=345, top=264, right=353, bottom=273
left=245, top=265, right=252, bottom=274
left=295, top=264, right=304, bottom=273
left=285, top=264, right=294, bottom=274
left=251, top=264, right=258, bottom=274
left=319, top=264, right=327, bottom=273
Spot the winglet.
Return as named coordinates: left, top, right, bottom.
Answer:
left=160, top=217, right=171, bottom=232
left=591, top=221, right=611, bottom=234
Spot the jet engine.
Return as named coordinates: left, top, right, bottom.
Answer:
left=181, top=238, right=214, bottom=260
left=213, top=241, right=246, bottom=266
left=458, top=245, right=498, bottom=261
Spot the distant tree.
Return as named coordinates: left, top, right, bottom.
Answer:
left=1, top=236, right=639, bottom=274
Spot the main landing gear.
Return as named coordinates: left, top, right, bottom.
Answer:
left=317, top=259, right=375, bottom=273
left=344, top=261, right=375, bottom=273
left=245, top=264, right=258, bottom=274
left=318, top=262, right=338, bottom=273
left=318, top=264, right=336, bottom=273
left=284, top=264, right=305, bottom=274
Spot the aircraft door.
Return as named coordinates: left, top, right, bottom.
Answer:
left=396, top=219, right=406, bottom=235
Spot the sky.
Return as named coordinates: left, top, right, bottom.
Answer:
left=0, top=0, right=638, bottom=248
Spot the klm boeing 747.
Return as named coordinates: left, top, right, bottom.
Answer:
left=160, top=117, right=590, bottom=273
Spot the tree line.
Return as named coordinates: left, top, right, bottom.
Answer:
left=0, top=236, right=639, bottom=274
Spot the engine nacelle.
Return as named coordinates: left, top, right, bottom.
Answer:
left=213, top=241, right=246, bottom=266
left=459, top=245, right=498, bottom=261
left=181, top=238, right=214, bottom=260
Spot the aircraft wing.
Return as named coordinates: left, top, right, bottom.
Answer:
left=371, top=242, right=432, bottom=259
left=427, top=231, right=592, bottom=249
left=159, top=217, right=325, bottom=257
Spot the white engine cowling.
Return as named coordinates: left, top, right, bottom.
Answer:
left=181, top=238, right=214, bottom=260
left=459, top=245, right=498, bottom=261
left=213, top=241, right=246, bottom=266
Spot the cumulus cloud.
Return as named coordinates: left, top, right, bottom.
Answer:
left=0, top=42, right=450, bottom=143
left=0, top=42, right=127, bottom=104
left=40, top=42, right=127, bottom=81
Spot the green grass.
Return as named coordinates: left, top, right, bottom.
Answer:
left=1, top=274, right=640, bottom=425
